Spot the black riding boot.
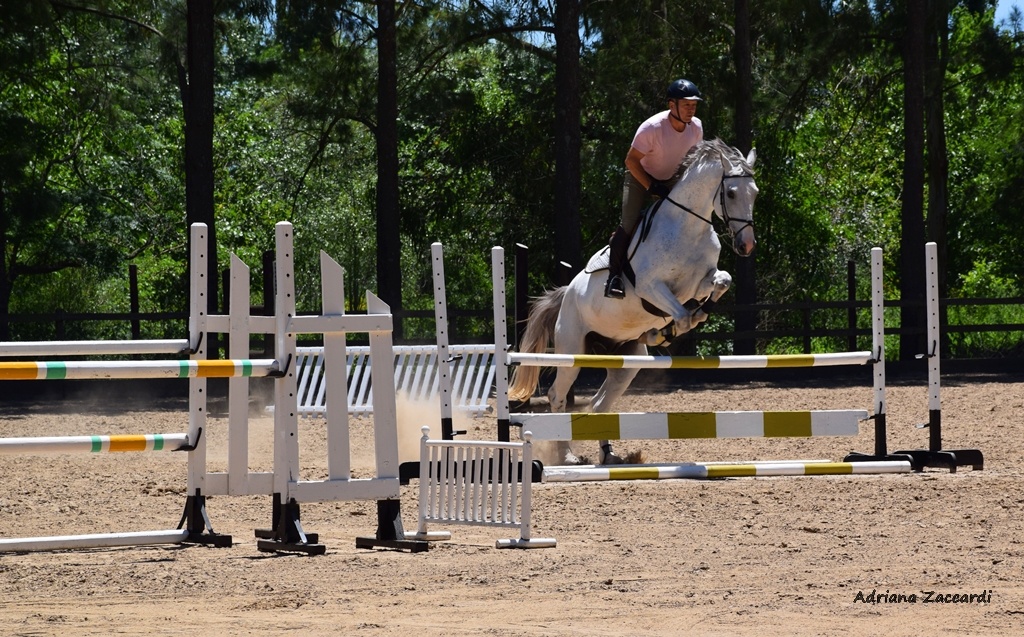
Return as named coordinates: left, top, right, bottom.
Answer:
left=604, top=225, right=630, bottom=299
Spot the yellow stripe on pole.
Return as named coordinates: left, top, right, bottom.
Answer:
left=572, top=355, right=624, bottom=368
left=667, top=412, right=718, bottom=438
left=194, top=360, right=241, bottom=377
left=607, top=467, right=663, bottom=480
left=763, top=411, right=813, bottom=437
left=705, top=464, right=759, bottom=478
left=669, top=356, right=721, bottom=369
left=106, top=435, right=150, bottom=452
left=0, top=362, right=43, bottom=380
left=803, top=463, right=855, bottom=475
left=765, top=354, right=816, bottom=367
left=570, top=413, right=621, bottom=440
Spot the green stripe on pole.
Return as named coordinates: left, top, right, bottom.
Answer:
left=91, top=436, right=102, bottom=452
left=178, top=361, right=190, bottom=378
left=152, top=435, right=164, bottom=451
left=242, top=360, right=252, bottom=377
left=45, top=362, right=67, bottom=380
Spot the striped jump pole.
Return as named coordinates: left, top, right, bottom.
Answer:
left=506, top=351, right=873, bottom=369
left=542, top=459, right=913, bottom=482
left=0, top=359, right=280, bottom=380
left=0, top=433, right=190, bottom=455
left=510, top=410, right=867, bottom=440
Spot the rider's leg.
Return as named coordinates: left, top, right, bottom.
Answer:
left=604, top=224, right=631, bottom=298
left=605, top=172, right=646, bottom=299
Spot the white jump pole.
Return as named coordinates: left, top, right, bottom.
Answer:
left=0, top=340, right=189, bottom=356
left=0, top=529, right=190, bottom=553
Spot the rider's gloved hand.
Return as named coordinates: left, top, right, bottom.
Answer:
left=647, top=179, right=671, bottom=198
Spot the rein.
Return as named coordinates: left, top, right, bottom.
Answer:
left=662, top=172, right=755, bottom=235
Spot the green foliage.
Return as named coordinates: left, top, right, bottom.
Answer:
left=2, top=0, right=1023, bottom=360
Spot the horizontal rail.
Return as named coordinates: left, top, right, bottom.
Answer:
left=0, top=529, right=190, bottom=553
left=0, top=359, right=279, bottom=380
left=510, top=410, right=868, bottom=440
left=542, top=460, right=912, bottom=482
left=0, top=339, right=190, bottom=357
left=506, top=351, right=873, bottom=369
left=0, top=433, right=189, bottom=455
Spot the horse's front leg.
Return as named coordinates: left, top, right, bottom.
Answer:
left=686, top=269, right=732, bottom=330
left=640, top=280, right=698, bottom=336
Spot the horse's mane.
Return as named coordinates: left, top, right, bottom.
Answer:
left=678, top=138, right=753, bottom=176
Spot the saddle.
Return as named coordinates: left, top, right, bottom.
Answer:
left=584, top=201, right=676, bottom=318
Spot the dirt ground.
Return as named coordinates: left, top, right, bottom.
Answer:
left=1, top=373, right=1022, bottom=636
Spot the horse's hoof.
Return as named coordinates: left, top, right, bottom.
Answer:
left=600, top=452, right=625, bottom=465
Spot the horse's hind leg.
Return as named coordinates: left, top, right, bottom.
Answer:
left=591, top=340, right=645, bottom=464
left=547, top=366, right=584, bottom=464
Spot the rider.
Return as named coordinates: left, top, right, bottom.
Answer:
left=605, top=78, right=704, bottom=299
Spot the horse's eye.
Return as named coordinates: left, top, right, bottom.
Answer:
left=727, top=187, right=737, bottom=199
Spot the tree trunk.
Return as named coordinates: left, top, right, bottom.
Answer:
left=926, top=0, right=950, bottom=297
left=185, top=0, right=218, bottom=328
left=553, top=0, right=583, bottom=276
left=732, top=0, right=757, bottom=355
left=0, top=187, right=9, bottom=340
left=376, top=0, right=403, bottom=337
left=900, top=0, right=927, bottom=361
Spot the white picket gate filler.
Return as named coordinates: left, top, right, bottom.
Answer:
left=489, top=245, right=915, bottom=481
left=0, top=222, right=428, bottom=554
left=407, top=426, right=556, bottom=548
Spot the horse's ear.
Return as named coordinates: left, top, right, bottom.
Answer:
left=746, top=148, right=757, bottom=167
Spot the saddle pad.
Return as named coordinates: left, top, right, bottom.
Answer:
left=584, top=246, right=612, bottom=274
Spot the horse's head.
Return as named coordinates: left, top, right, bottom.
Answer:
left=715, top=146, right=758, bottom=257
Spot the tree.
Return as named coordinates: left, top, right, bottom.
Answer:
left=899, top=0, right=928, bottom=360
left=553, top=0, right=583, bottom=276
left=184, top=0, right=218, bottom=323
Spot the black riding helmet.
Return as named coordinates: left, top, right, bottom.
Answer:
left=667, top=78, right=702, bottom=101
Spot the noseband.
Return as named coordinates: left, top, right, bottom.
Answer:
left=718, top=173, right=756, bottom=238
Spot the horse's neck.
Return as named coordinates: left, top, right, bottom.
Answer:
left=654, top=166, right=720, bottom=237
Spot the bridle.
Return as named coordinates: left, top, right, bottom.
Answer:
left=662, top=170, right=756, bottom=239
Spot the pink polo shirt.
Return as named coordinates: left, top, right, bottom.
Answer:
left=631, top=111, right=704, bottom=181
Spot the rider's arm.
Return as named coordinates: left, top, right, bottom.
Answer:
left=625, top=147, right=655, bottom=190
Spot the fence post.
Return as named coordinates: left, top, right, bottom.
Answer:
left=130, top=264, right=141, bottom=341
left=262, top=250, right=274, bottom=358
left=514, top=243, right=528, bottom=350
left=847, top=260, right=857, bottom=353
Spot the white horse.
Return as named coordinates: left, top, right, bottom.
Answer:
left=508, top=138, right=758, bottom=465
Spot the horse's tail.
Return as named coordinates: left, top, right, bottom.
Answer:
left=507, top=286, right=566, bottom=402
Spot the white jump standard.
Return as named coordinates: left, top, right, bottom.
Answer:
left=492, top=244, right=920, bottom=479
left=0, top=222, right=427, bottom=554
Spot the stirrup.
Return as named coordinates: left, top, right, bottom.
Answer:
left=604, top=274, right=625, bottom=299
